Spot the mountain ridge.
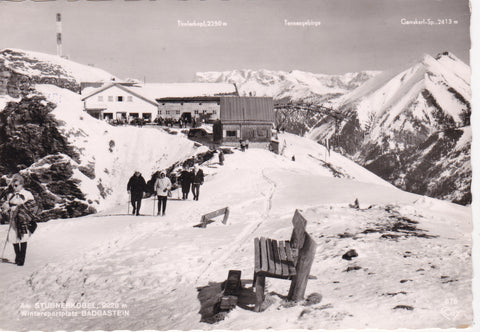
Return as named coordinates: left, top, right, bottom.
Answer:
left=195, top=68, right=380, bottom=103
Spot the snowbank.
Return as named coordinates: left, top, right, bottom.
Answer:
left=36, top=84, right=203, bottom=209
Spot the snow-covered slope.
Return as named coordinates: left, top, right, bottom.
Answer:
left=195, top=69, right=379, bottom=103
left=0, top=133, right=472, bottom=330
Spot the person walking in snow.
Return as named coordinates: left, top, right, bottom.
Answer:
left=191, top=165, right=204, bottom=201
left=218, top=150, right=225, bottom=166
left=1, top=174, right=38, bottom=266
left=240, top=140, right=245, bottom=152
left=127, top=171, right=146, bottom=216
left=154, top=171, right=171, bottom=216
left=179, top=166, right=193, bottom=200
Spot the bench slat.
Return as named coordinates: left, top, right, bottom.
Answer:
left=272, top=240, right=282, bottom=275
left=266, top=238, right=276, bottom=274
left=260, top=237, right=268, bottom=273
left=278, top=241, right=290, bottom=277
left=202, top=207, right=228, bottom=220
left=254, top=237, right=260, bottom=272
left=284, top=241, right=297, bottom=276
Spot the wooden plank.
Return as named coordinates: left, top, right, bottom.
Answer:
left=290, top=209, right=307, bottom=251
left=254, top=238, right=260, bottom=273
left=266, top=238, right=275, bottom=274
left=224, top=270, right=242, bottom=295
left=202, top=207, right=228, bottom=220
left=199, top=207, right=229, bottom=228
left=272, top=240, right=282, bottom=275
left=288, top=233, right=317, bottom=301
left=254, top=275, right=266, bottom=312
left=260, top=237, right=268, bottom=273
left=284, top=241, right=297, bottom=276
left=222, top=207, right=229, bottom=224
left=278, top=240, right=289, bottom=277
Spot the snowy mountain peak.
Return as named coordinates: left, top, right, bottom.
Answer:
left=336, top=51, right=470, bottom=130
left=308, top=51, right=471, bottom=205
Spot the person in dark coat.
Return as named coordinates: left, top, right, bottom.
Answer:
left=179, top=166, right=193, bottom=200
left=1, top=174, right=38, bottom=266
left=127, top=171, right=146, bottom=216
left=218, top=150, right=225, bottom=166
left=191, top=165, right=204, bottom=201
left=240, top=140, right=246, bottom=152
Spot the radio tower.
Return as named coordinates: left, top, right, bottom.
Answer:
left=56, top=13, right=63, bottom=57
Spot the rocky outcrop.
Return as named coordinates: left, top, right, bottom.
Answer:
left=0, top=95, right=96, bottom=221
left=0, top=49, right=80, bottom=96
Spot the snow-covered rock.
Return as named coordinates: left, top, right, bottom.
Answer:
left=0, top=48, right=116, bottom=92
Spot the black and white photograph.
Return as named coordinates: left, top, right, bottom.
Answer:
left=0, top=0, right=477, bottom=330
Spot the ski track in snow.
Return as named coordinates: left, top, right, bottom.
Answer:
left=195, top=167, right=278, bottom=284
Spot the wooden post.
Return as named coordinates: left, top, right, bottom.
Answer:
left=254, top=275, right=265, bottom=312
left=200, top=215, right=207, bottom=228
left=222, top=207, right=229, bottom=224
left=287, top=233, right=317, bottom=301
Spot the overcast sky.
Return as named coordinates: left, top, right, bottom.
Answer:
left=0, top=0, right=471, bottom=82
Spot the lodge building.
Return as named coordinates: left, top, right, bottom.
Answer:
left=220, top=96, right=274, bottom=142
left=81, top=81, right=274, bottom=142
left=81, top=82, right=238, bottom=122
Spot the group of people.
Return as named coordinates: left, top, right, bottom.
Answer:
left=127, top=165, right=205, bottom=217
left=1, top=174, right=38, bottom=266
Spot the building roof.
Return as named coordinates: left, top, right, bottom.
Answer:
left=81, top=83, right=159, bottom=106
left=220, top=96, right=274, bottom=123
left=134, top=83, right=238, bottom=100
left=156, top=96, right=221, bottom=103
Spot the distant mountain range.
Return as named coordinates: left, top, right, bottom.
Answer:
left=195, top=69, right=379, bottom=103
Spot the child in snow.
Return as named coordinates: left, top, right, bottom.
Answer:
left=218, top=150, right=225, bottom=165
left=1, top=174, right=38, bottom=266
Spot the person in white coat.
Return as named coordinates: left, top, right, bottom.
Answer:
left=154, top=171, right=171, bottom=216
left=1, top=174, right=38, bottom=266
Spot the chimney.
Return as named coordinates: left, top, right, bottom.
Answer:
left=56, top=13, right=62, bottom=57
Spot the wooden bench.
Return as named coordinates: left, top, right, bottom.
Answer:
left=253, top=209, right=317, bottom=311
left=199, top=207, right=229, bottom=228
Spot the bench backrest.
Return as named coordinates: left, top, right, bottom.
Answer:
left=287, top=209, right=317, bottom=301
left=290, top=209, right=308, bottom=250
